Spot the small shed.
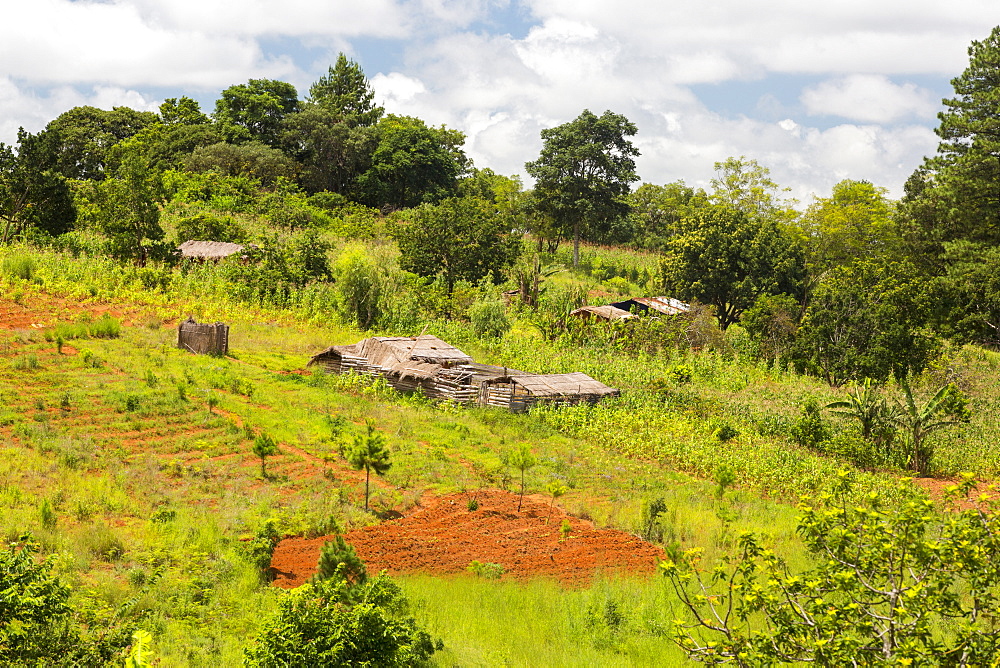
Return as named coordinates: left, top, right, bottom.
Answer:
left=178, top=240, right=249, bottom=262
left=177, top=317, right=229, bottom=355
left=479, top=372, right=620, bottom=412
left=609, top=297, right=689, bottom=316
left=569, top=305, right=637, bottom=322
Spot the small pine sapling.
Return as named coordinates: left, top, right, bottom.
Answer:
left=314, top=528, right=368, bottom=591
left=545, top=480, right=568, bottom=523
left=344, top=420, right=391, bottom=511
left=252, top=433, right=279, bottom=478
left=508, top=444, right=537, bottom=512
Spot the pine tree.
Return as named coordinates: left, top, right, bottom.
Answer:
left=308, top=53, right=384, bottom=127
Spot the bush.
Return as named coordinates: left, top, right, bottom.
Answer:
left=244, top=574, right=439, bottom=667
left=468, top=299, right=510, bottom=338
left=467, top=560, right=505, bottom=579
left=1, top=255, right=36, bottom=281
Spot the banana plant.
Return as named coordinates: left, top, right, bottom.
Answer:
left=825, top=378, right=899, bottom=446
left=891, top=376, right=970, bottom=474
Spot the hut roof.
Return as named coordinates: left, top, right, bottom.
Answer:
left=307, top=335, right=473, bottom=380
left=610, top=297, right=689, bottom=316
left=494, top=372, right=619, bottom=398
left=569, top=305, right=637, bottom=322
left=178, top=240, right=247, bottom=260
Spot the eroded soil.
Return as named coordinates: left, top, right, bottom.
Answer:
left=271, top=489, right=664, bottom=588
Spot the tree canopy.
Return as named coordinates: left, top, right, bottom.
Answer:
left=308, top=53, right=384, bottom=127
left=213, top=79, right=300, bottom=147
left=525, top=109, right=639, bottom=266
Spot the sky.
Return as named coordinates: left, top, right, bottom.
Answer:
left=1, top=0, right=996, bottom=203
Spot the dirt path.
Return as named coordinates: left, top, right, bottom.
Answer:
left=270, top=489, right=664, bottom=588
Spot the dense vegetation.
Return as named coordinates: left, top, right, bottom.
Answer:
left=2, top=27, right=1000, bottom=667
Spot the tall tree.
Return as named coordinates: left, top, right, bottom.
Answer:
left=159, top=96, right=210, bottom=126
left=627, top=181, right=709, bottom=250
left=75, top=146, right=166, bottom=265
left=213, top=79, right=300, bottom=146
left=0, top=129, right=75, bottom=244
left=797, top=179, right=900, bottom=279
left=45, top=106, right=158, bottom=180
left=659, top=205, right=805, bottom=329
left=308, top=53, right=384, bottom=127
left=710, top=156, right=797, bottom=226
left=394, top=196, right=521, bottom=296
left=929, top=25, right=1000, bottom=243
left=355, top=115, right=466, bottom=209
left=525, top=109, right=639, bottom=266
left=280, top=105, right=376, bottom=194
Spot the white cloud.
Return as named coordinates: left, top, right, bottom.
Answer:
left=372, top=73, right=428, bottom=107
left=800, top=75, right=937, bottom=123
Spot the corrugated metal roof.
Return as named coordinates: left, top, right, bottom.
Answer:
left=611, top=297, right=689, bottom=316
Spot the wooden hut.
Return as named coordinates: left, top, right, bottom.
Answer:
left=609, top=296, right=689, bottom=316
left=479, top=372, right=619, bottom=412
left=307, top=335, right=476, bottom=398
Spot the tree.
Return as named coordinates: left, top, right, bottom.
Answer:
left=525, top=109, right=639, bottom=267
left=159, top=96, right=210, bottom=126
left=892, top=377, right=970, bottom=475
left=658, top=205, right=805, bottom=329
left=355, top=115, right=467, bottom=209
left=314, top=530, right=368, bottom=587
left=183, top=141, right=299, bottom=187
left=252, top=432, right=279, bottom=478
left=344, top=421, right=391, bottom=511
left=0, top=128, right=76, bottom=244
left=925, top=26, right=1000, bottom=246
left=508, top=444, right=537, bottom=512
left=791, top=260, right=937, bottom=385
left=213, top=79, right=300, bottom=146
left=45, top=105, right=159, bottom=180
left=394, top=196, right=521, bottom=296
left=664, top=473, right=1000, bottom=665
left=797, top=179, right=900, bottom=279
left=627, top=181, right=709, bottom=250
left=709, top=156, right=797, bottom=226
left=308, top=53, right=384, bottom=127
left=280, top=105, right=376, bottom=194
left=244, top=574, right=438, bottom=667
left=75, top=146, right=168, bottom=265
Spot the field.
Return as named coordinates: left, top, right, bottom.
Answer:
left=3, top=246, right=1000, bottom=665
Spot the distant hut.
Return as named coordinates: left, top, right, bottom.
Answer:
left=178, top=240, right=249, bottom=262
left=479, top=372, right=619, bottom=412
left=609, top=296, right=689, bottom=316
left=568, top=305, right=637, bottom=322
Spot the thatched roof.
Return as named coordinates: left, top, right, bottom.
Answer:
left=308, top=335, right=473, bottom=380
left=569, top=305, right=637, bottom=322
left=178, top=240, right=247, bottom=260
left=490, top=372, right=619, bottom=398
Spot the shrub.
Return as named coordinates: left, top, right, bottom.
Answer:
left=1, top=255, right=36, bottom=281
left=468, top=299, right=510, bottom=339
left=790, top=399, right=830, bottom=449
left=244, top=575, right=439, bottom=667
left=467, top=560, right=505, bottom=579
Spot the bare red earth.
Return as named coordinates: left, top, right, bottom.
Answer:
left=271, top=489, right=664, bottom=589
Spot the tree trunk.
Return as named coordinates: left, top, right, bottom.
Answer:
left=573, top=219, right=580, bottom=268
left=518, top=471, right=525, bottom=512
left=260, top=456, right=266, bottom=478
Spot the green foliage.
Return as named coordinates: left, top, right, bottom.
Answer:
left=740, top=293, right=799, bottom=362
left=789, top=399, right=830, bottom=449
left=355, top=114, right=466, bottom=209
left=792, top=260, right=937, bottom=385
left=507, top=444, right=537, bottom=512
left=252, top=432, right=279, bottom=478
left=243, top=574, right=439, bottom=667
left=0, top=129, right=75, bottom=244
left=45, top=105, right=158, bottom=180
left=664, top=474, right=1000, bottom=665
left=467, top=560, right=505, bottom=579
left=525, top=109, right=639, bottom=266
left=308, top=53, right=384, bottom=128
left=893, top=377, right=971, bottom=474
left=639, top=497, right=668, bottom=542
left=184, top=141, right=299, bottom=187
left=627, top=180, right=709, bottom=250
left=1, top=254, right=37, bottom=280
left=314, top=530, right=368, bottom=587
left=344, top=421, right=391, bottom=510
left=330, top=243, right=389, bottom=329
left=468, top=297, right=511, bottom=339
left=395, top=195, right=521, bottom=295
left=659, top=205, right=805, bottom=329
left=242, top=518, right=282, bottom=584
left=213, top=78, right=300, bottom=146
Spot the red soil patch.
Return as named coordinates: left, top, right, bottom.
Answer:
left=271, top=489, right=664, bottom=589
